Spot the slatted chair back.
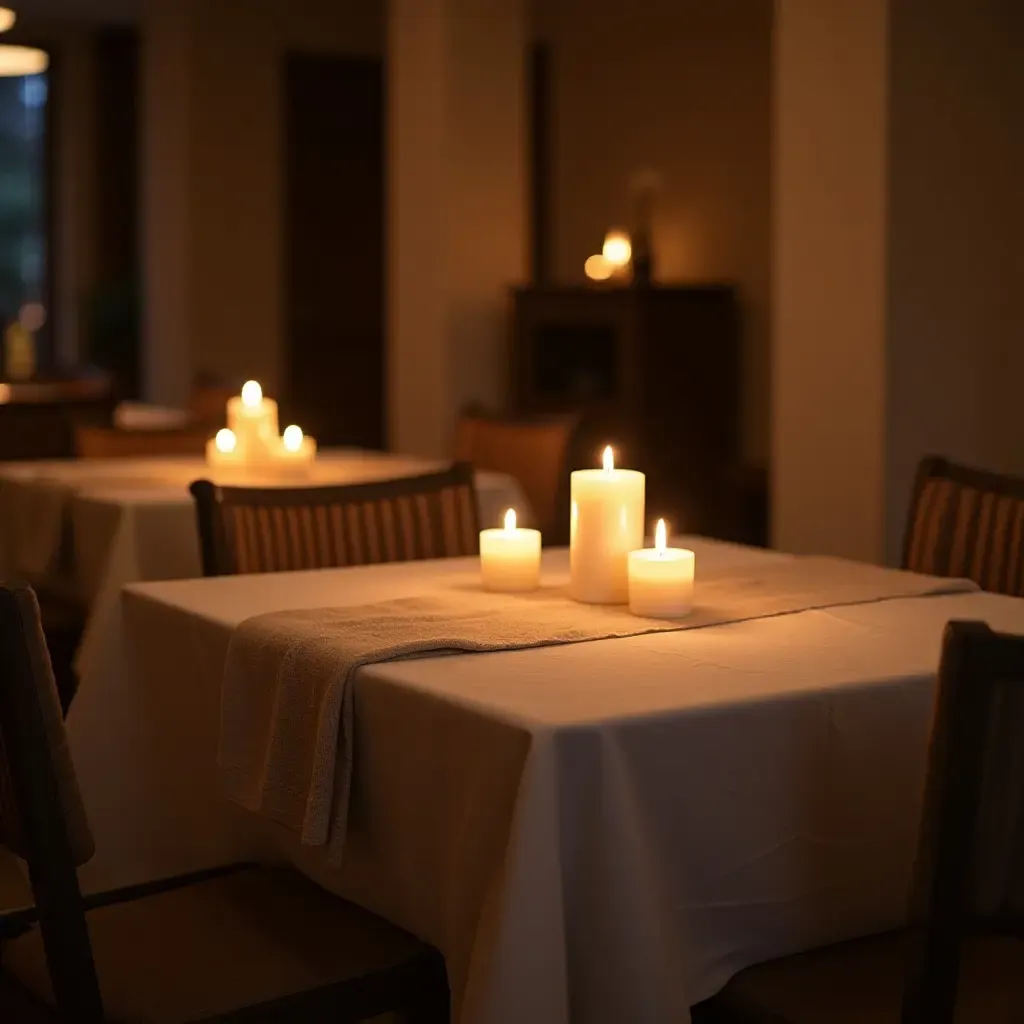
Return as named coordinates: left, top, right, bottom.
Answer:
left=903, top=456, right=1024, bottom=595
left=190, top=463, right=480, bottom=577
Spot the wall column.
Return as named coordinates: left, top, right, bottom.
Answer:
left=388, top=0, right=527, bottom=457
left=140, top=0, right=281, bottom=405
left=772, top=0, right=1024, bottom=564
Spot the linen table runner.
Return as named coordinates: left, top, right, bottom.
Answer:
left=220, top=556, right=976, bottom=862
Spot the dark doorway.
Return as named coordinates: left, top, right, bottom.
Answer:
left=283, top=53, right=385, bottom=450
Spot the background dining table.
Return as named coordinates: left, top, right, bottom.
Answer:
left=0, top=450, right=530, bottom=677
left=53, top=537, right=1024, bottom=1024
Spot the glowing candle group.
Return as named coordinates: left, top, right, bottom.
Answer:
left=569, top=446, right=646, bottom=604
left=627, top=519, right=695, bottom=619
left=479, top=508, right=542, bottom=593
left=205, top=380, right=317, bottom=476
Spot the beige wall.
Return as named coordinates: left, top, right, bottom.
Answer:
left=773, top=0, right=1024, bottom=565
left=885, top=0, right=1024, bottom=561
left=142, top=0, right=382, bottom=405
left=388, top=0, right=527, bottom=458
left=771, top=0, right=890, bottom=563
left=537, top=0, right=773, bottom=465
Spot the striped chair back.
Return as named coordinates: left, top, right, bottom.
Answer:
left=190, top=463, right=480, bottom=577
left=903, top=456, right=1024, bottom=595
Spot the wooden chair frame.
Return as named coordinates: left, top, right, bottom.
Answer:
left=0, top=586, right=450, bottom=1021
left=902, top=619, right=1024, bottom=1023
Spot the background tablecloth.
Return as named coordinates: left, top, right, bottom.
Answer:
left=0, top=451, right=529, bottom=678
left=63, top=540, right=1024, bottom=1022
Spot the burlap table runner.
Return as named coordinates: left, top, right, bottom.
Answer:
left=220, top=556, right=976, bottom=863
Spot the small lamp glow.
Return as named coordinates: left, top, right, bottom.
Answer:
left=0, top=44, right=48, bottom=76
left=654, top=518, right=667, bottom=554
left=584, top=254, right=613, bottom=281
left=240, top=380, right=263, bottom=408
left=215, top=428, right=237, bottom=453
left=602, top=445, right=615, bottom=474
left=282, top=424, right=304, bottom=453
left=0, top=9, right=15, bottom=34
left=602, top=229, right=632, bottom=269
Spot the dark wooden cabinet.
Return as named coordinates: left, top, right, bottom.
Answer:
left=510, top=285, right=763, bottom=543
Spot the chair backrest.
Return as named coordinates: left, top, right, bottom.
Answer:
left=453, top=407, right=579, bottom=542
left=903, top=455, right=1024, bottom=595
left=75, top=424, right=211, bottom=459
left=0, top=585, right=103, bottom=1017
left=190, top=463, right=480, bottom=577
left=902, top=620, right=1024, bottom=1024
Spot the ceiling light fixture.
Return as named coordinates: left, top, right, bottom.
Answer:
left=0, top=9, right=49, bottom=77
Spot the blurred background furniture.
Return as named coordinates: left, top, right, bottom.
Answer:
left=454, top=406, right=578, bottom=542
left=510, top=284, right=766, bottom=545
left=75, top=425, right=211, bottom=460
left=0, top=373, right=115, bottom=461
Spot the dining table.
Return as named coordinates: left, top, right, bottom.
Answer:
left=0, top=449, right=530, bottom=678
left=55, top=536, right=1024, bottom=1024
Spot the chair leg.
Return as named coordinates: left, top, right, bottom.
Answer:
left=404, top=950, right=450, bottom=1024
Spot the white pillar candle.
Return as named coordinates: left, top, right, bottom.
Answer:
left=570, top=446, right=645, bottom=604
left=226, top=380, right=279, bottom=460
left=628, top=520, right=695, bottom=619
left=480, top=509, right=542, bottom=592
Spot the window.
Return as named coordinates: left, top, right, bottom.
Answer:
left=0, top=67, right=49, bottom=357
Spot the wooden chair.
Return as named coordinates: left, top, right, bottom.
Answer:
left=0, top=584, right=449, bottom=1022
left=454, top=407, right=579, bottom=542
left=700, top=619, right=1024, bottom=1023
left=903, top=455, right=1024, bottom=595
left=190, top=463, right=479, bottom=577
left=74, top=425, right=211, bottom=460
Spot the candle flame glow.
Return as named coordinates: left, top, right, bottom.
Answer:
left=602, top=446, right=614, bottom=473
left=240, top=380, right=263, bottom=408
left=215, top=428, right=237, bottom=454
left=655, top=518, right=667, bottom=553
left=504, top=508, right=517, bottom=532
left=282, top=424, right=303, bottom=452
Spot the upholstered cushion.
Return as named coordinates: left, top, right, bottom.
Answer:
left=4, top=866, right=430, bottom=1022
left=0, top=588, right=94, bottom=866
left=716, top=930, right=1024, bottom=1023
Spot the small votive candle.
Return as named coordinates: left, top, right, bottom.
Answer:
left=276, top=424, right=317, bottom=477
left=628, top=519, right=695, bottom=619
left=480, top=509, right=542, bottom=593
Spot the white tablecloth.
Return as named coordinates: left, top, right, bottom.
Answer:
left=65, top=540, right=1024, bottom=1024
left=0, top=451, right=528, bottom=677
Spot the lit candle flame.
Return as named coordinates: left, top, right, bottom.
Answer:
left=240, top=380, right=263, bottom=408
left=655, top=518, right=667, bottom=553
left=504, top=508, right=517, bottom=532
left=282, top=424, right=303, bottom=453
left=215, top=428, right=237, bottom=454
left=602, top=446, right=614, bottom=474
